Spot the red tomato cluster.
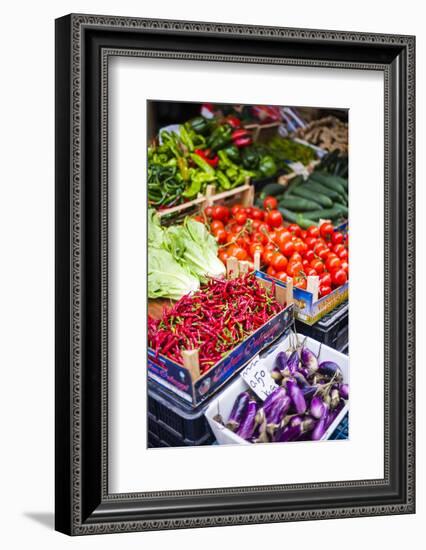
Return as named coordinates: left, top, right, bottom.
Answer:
left=200, top=198, right=349, bottom=298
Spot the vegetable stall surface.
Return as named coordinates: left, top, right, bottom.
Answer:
left=213, top=333, right=349, bottom=443
left=148, top=209, right=225, bottom=301
left=148, top=273, right=285, bottom=374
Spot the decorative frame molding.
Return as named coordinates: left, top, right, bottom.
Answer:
left=55, top=14, right=415, bottom=535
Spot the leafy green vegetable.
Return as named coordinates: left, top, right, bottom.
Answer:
left=163, top=218, right=226, bottom=282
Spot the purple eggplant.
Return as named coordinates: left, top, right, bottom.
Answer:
left=293, top=371, right=310, bottom=389
left=237, top=400, right=258, bottom=440
left=274, top=417, right=314, bottom=442
left=226, top=391, right=250, bottom=432
left=287, top=350, right=299, bottom=375
left=287, top=379, right=307, bottom=414
left=265, top=394, right=291, bottom=426
left=339, top=383, right=349, bottom=400
left=275, top=351, right=288, bottom=373
left=263, top=386, right=287, bottom=417
left=326, top=401, right=344, bottom=429
left=318, top=361, right=343, bottom=382
left=312, top=403, right=330, bottom=440
left=310, top=395, right=325, bottom=419
left=289, top=415, right=303, bottom=427
left=271, top=366, right=283, bottom=382
left=301, top=385, right=318, bottom=402
left=301, top=346, right=318, bottom=374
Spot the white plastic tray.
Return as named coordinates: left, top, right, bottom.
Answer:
left=205, top=333, right=349, bottom=445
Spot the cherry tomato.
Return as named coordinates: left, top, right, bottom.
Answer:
left=317, top=247, right=329, bottom=261
left=333, top=244, right=346, bottom=256
left=300, top=230, right=308, bottom=240
left=266, top=209, right=283, bottom=228
left=294, top=240, right=308, bottom=255
left=320, top=273, right=332, bottom=286
left=304, top=249, right=315, bottom=263
left=305, top=236, right=317, bottom=249
left=215, top=229, right=228, bottom=244
left=281, top=240, right=295, bottom=257
left=294, top=278, right=307, bottom=290
left=319, top=284, right=332, bottom=297
left=212, top=205, right=229, bottom=221
left=266, top=265, right=277, bottom=277
left=302, top=259, right=309, bottom=268
left=332, top=232, right=344, bottom=245
left=307, top=225, right=320, bottom=238
left=306, top=268, right=318, bottom=277
left=251, top=219, right=261, bottom=230
left=338, top=248, right=348, bottom=261
left=271, top=253, right=288, bottom=272
left=327, top=242, right=334, bottom=249
left=319, top=222, right=334, bottom=239
left=226, top=232, right=234, bottom=244
left=288, top=223, right=302, bottom=237
left=235, top=212, right=247, bottom=225
left=252, top=231, right=268, bottom=245
left=340, top=261, right=349, bottom=273
left=277, top=231, right=292, bottom=251
left=232, top=224, right=244, bottom=234
left=290, top=252, right=303, bottom=263
left=245, top=207, right=253, bottom=217
left=232, top=246, right=248, bottom=261
left=262, top=249, right=274, bottom=266
left=263, top=196, right=278, bottom=210
left=331, top=269, right=348, bottom=286
left=287, top=261, right=303, bottom=277
left=326, top=256, right=341, bottom=272
left=211, top=220, right=224, bottom=233
left=251, top=208, right=264, bottom=221
left=311, top=259, right=325, bottom=274
left=204, top=206, right=213, bottom=218
left=231, top=204, right=242, bottom=216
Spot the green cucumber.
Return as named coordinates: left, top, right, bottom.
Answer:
left=295, top=214, right=318, bottom=229
left=305, top=179, right=344, bottom=203
left=279, top=197, right=322, bottom=211
left=291, top=185, right=333, bottom=208
left=287, top=175, right=304, bottom=191
left=278, top=207, right=299, bottom=224
left=333, top=175, right=348, bottom=190
left=333, top=203, right=349, bottom=216
left=311, top=173, right=348, bottom=198
left=259, top=183, right=286, bottom=198
left=300, top=207, right=342, bottom=221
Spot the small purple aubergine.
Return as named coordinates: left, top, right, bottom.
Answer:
left=237, top=400, right=258, bottom=440
left=310, top=395, right=325, bottom=419
left=301, top=346, right=318, bottom=374
left=263, top=386, right=287, bottom=417
left=311, top=403, right=330, bottom=440
left=339, top=383, right=349, bottom=400
left=293, top=371, right=310, bottom=389
left=287, top=350, right=299, bottom=375
left=318, top=361, right=343, bottom=381
left=265, top=394, right=291, bottom=426
left=302, top=385, right=318, bottom=402
left=274, top=417, right=314, bottom=442
left=275, top=351, right=288, bottom=373
left=287, top=379, right=307, bottom=414
left=226, top=391, right=250, bottom=431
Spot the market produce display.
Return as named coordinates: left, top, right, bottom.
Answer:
left=148, top=273, right=285, bottom=373
left=202, top=203, right=348, bottom=297
left=315, top=149, right=348, bottom=178
left=148, top=209, right=225, bottom=300
left=221, top=335, right=348, bottom=443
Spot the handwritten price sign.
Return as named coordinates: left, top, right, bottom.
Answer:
left=240, top=355, right=277, bottom=400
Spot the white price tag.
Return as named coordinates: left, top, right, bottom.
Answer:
left=289, top=161, right=310, bottom=179
left=240, top=355, right=278, bottom=401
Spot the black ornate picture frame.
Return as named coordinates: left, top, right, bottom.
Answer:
left=55, top=14, right=415, bottom=535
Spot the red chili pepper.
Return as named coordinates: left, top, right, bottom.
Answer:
left=194, top=148, right=219, bottom=167
left=231, top=128, right=249, bottom=140
left=226, top=116, right=241, bottom=128
left=233, top=136, right=253, bottom=147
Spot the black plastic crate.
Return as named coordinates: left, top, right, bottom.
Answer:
left=295, top=301, right=348, bottom=353
left=147, top=425, right=214, bottom=448
left=148, top=380, right=214, bottom=447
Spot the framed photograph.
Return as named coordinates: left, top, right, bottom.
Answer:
left=55, top=14, right=415, bottom=535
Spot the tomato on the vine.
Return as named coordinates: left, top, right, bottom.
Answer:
left=307, top=225, right=320, bottom=238
left=266, top=209, right=283, bottom=228
left=211, top=220, right=224, bottom=233
left=235, top=212, right=247, bottom=225
left=230, top=204, right=241, bottom=216
left=251, top=208, right=264, bottom=221
left=263, top=196, right=278, bottom=211
left=319, top=222, right=334, bottom=239
left=326, top=255, right=341, bottom=272
left=311, top=259, right=325, bottom=274
left=262, top=249, right=274, bottom=265
left=288, top=223, right=302, bottom=237
left=271, top=253, right=288, bottom=272
left=287, top=261, right=303, bottom=277
left=281, top=240, right=295, bottom=257
left=204, top=206, right=214, bottom=218
left=215, top=229, right=228, bottom=244
left=304, top=249, right=315, bottom=263
left=212, top=205, right=229, bottom=221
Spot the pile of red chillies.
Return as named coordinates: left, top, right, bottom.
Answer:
left=148, top=273, right=283, bottom=374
